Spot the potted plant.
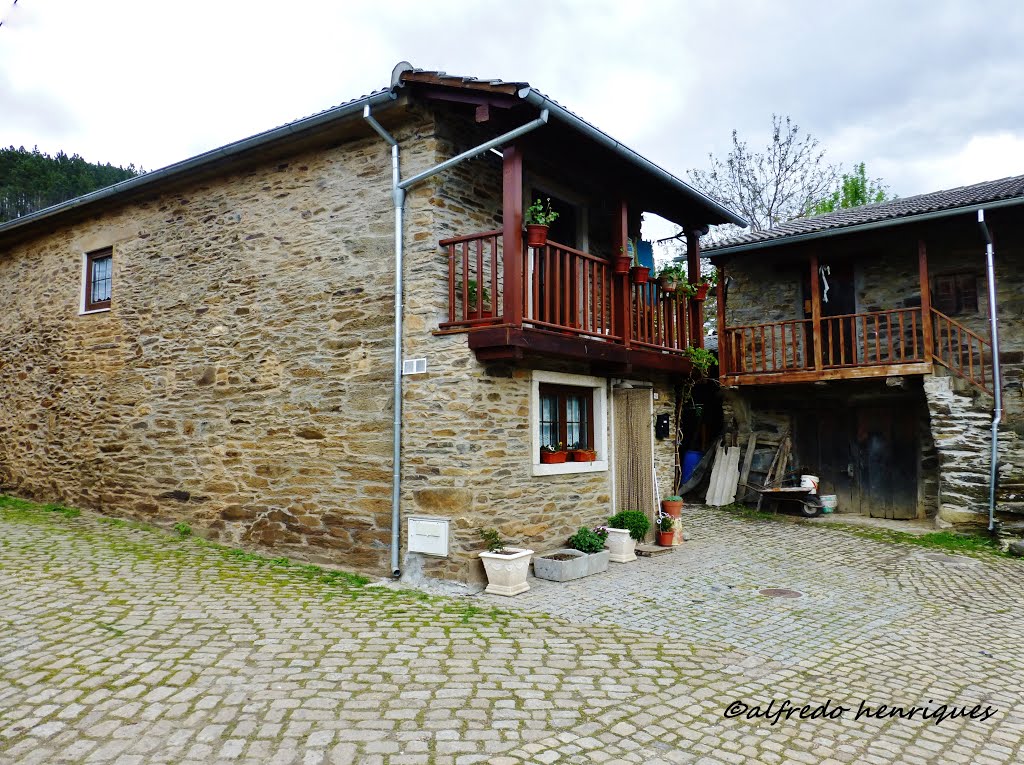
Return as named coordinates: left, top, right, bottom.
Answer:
left=539, top=442, right=567, bottom=464
left=525, top=198, right=559, bottom=248
left=685, top=346, right=716, bottom=375
left=613, top=246, right=632, bottom=275
left=605, top=510, right=651, bottom=563
left=693, top=270, right=717, bottom=301
left=661, top=495, right=683, bottom=517
left=533, top=526, right=610, bottom=582
left=478, top=527, right=534, bottom=596
left=568, top=443, right=597, bottom=462
left=466, top=279, right=491, bottom=319
left=656, top=512, right=675, bottom=546
left=656, top=262, right=687, bottom=294
left=627, top=238, right=650, bottom=284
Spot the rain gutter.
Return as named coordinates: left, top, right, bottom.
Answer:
left=706, top=197, right=1024, bottom=259
left=978, top=209, right=1003, bottom=533
left=518, top=89, right=747, bottom=228
left=0, top=90, right=400, bottom=240
left=363, top=105, right=550, bottom=578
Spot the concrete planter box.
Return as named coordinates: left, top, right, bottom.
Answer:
left=479, top=547, right=533, bottom=596
left=606, top=528, right=637, bottom=563
left=533, top=548, right=610, bottom=582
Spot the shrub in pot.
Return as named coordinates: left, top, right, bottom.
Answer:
left=656, top=512, right=675, bottom=546
left=525, top=197, right=559, bottom=248
left=477, top=527, right=533, bottom=596
left=606, top=510, right=650, bottom=563
left=535, top=526, right=610, bottom=582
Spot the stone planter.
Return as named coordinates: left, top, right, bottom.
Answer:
left=479, top=548, right=534, bottom=596
left=605, top=528, right=637, bottom=563
left=533, top=548, right=610, bottom=582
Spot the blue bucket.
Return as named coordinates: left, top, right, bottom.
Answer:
left=682, top=450, right=703, bottom=482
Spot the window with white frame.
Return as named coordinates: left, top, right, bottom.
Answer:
left=531, top=370, right=608, bottom=476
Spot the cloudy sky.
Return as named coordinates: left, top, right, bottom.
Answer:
left=3, top=0, right=1024, bottom=239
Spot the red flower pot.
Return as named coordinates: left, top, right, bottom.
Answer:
left=694, top=283, right=710, bottom=301
left=526, top=224, right=549, bottom=248
left=661, top=500, right=683, bottom=517
left=657, top=530, right=675, bottom=547
left=613, top=254, right=631, bottom=275
left=540, top=450, right=567, bottom=464
left=569, top=449, right=597, bottom=463
left=630, top=265, right=650, bottom=284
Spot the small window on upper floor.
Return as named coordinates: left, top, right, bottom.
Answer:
left=932, top=273, right=978, bottom=316
left=83, top=248, right=112, bottom=312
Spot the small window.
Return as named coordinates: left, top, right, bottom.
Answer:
left=538, top=383, right=594, bottom=451
left=84, top=248, right=113, bottom=311
left=932, top=273, right=978, bottom=316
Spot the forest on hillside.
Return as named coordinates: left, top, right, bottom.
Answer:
left=0, top=146, right=142, bottom=223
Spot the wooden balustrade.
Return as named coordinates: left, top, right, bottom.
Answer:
left=438, top=229, right=503, bottom=329
left=524, top=240, right=620, bottom=340
left=630, top=281, right=688, bottom=353
left=931, top=308, right=993, bottom=395
left=722, top=308, right=926, bottom=379
left=724, top=319, right=812, bottom=375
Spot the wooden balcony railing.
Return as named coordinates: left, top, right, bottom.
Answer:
left=931, top=308, right=993, bottom=395
left=631, top=281, right=689, bottom=354
left=439, top=229, right=503, bottom=328
left=525, top=241, right=620, bottom=340
left=722, top=308, right=928, bottom=382
left=439, top=232, right=694, bottom=358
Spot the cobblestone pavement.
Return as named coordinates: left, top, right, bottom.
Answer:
left=2, top=501, right=1023, bottom=765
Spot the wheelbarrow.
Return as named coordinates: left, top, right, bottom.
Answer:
left=752, top=486, right=824, bottom=517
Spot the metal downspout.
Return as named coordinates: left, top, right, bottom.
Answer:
left=978, top=209, right=1003, bottom=533
left=363, top=106, right=549, bottom=578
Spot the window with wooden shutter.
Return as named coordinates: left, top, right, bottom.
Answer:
left=932, top=273, right=978, bottom=316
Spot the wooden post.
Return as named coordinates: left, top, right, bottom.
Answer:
left=686, top=228, right=704, bottom=348
left=919, top=239, right=932, bottom=363
left=612, top=200, right=631, bottom=348
left=716, top=264, right=727, bottom=375
left=501, top=145, right=524, bottom=327
left=810, top=253, right=823, bottom=372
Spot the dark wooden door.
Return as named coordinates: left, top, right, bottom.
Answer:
left=795, top=410, right=856, bottom=512
left=804, top=262, right=857, bottom=366
left=855, top=407, right=918, bottom=519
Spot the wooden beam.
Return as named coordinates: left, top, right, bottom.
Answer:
left=809, top=253, right=823, bottom=371
left=686, top=229, right=703, bottom=348
left=612, top=199, right=631, bottom=348
left=720, top=361, right=933, bottom=387
left=501, top=145, right=524, bottom=327
left=716, top=264, right=727, bottom=376
left=919, top=239, right=932, bottom=362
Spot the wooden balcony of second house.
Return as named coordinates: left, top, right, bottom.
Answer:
left=435, top=230, right=705, bottom=376
left=715, top=249, right=996, bottom=395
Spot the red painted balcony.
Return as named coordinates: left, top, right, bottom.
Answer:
left=437, top=230, right=701, bottom=375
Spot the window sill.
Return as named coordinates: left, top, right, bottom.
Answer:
left=79, top=307, right=111, bottom=316
left=532, top=459, right=608, bottom=477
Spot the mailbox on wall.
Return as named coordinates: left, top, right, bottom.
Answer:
left=407, top=517, right=450, bottom=557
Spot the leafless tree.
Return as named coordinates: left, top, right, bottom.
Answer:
left=687, top=115, right=838, bottom=233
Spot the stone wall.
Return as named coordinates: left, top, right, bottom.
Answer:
left=0, top=108, right=443, bottom=576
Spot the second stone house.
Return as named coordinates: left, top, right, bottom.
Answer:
left=706, top=176, right=1024, bottom=535
left=0, top=63, right=743, bottom=584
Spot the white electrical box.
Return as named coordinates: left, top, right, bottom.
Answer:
left=407, top=516, right=449, bottom=557
left=402, top=358, right=427, bottom=375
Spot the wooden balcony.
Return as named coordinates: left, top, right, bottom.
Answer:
left=437, top=230, right=702, bottom=375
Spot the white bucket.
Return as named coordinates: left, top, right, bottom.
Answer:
left=800, top=475, right=820, bottom=492
left=819, top=494, right=838, bottom=513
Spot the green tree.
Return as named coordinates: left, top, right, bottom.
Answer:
left=812, top=162, right=890, bottom=215
left=0, top=146, right=142, bottom=223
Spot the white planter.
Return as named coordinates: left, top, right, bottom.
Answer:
left=479, top=547, right=534, bottom=596
left=533, top=548, right=610, bottom=582
left=605, top=528, right=637, bottom=563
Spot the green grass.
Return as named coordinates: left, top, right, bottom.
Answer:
left=173, top=522, right=192, bottom=538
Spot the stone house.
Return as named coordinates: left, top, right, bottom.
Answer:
left=706, top=175, right=1024, bottom=532
left=0, top=64, right=743, bottom=584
